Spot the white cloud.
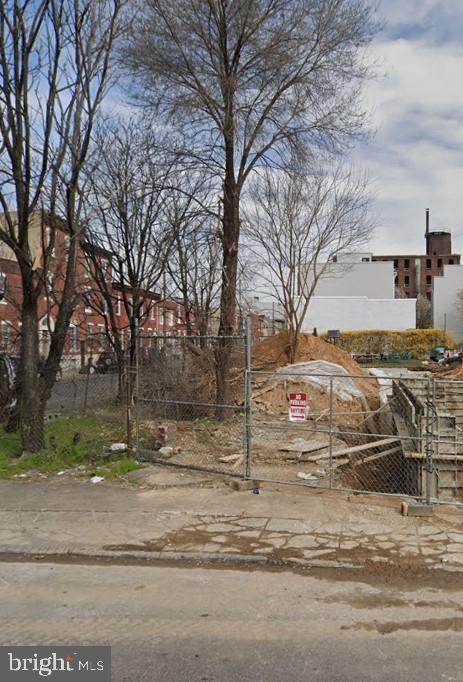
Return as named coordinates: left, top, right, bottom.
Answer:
left=357, top=14, right=463, bottom=256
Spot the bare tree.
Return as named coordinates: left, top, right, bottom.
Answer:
left=85, top=118, right=176, bottom=369
left=416, top=294, right=432, bottom=329
left=122, top=0, right=378, bottom=410
left=167, top=200, right=222, bottom=340
left=244, top=164, right=371, bottom=363
left=0, top=0, right=122, bottom=450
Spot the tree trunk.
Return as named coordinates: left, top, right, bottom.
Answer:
left=19, top=298, right=45, bottom=452
left=288, top=326, right=299, bottom=365
left=215, top=173, right=240, bottom=418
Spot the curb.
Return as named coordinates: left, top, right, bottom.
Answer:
left=0, top=546, right=364, bottom=571
left=3, top=547, right=461, bottom=576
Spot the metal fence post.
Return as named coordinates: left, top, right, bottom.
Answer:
left=329, top=376, right=333, bottom=489
left=126, top=353, right=133, bottom=454
left=244, top=317, right=252, bottom=479
left=424, top=377, right=434, bottom=505
left=135, top=319, right=140, bottom=450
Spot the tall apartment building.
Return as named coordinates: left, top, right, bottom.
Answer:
left=373, top=210, right=461, bottom=301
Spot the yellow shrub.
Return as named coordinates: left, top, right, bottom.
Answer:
left=320, top=329, right=457, bottom=358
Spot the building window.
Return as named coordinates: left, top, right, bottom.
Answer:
left=150, top=304, right=156, bottom=320
left=426, top=259, right=432, bottom=269
left=404, top=275, right=409, bottom=286
left=98, top=324, right=105, bottom=351
left=114, top=297, right=121, bottom=316
left=393, top=259, right=398, bottom=269
left=404, top=259, right=409, bottom=269
left=68, top=324, right=78, bottom=353
left=426, top=292, right=431, bottom=301
left=426, top=275, right=432, bottom=286
left=449, top=258, right=454, bottom=265
left=86, top=323, right=94, bottom=353
left=361, top=257, right=370, bottom=262
left=45, top=227, right=55, bottom=257
left=100, top=258, right=111, bottom=282
left=438, top=258, right=442, bottom=268
left=1, top=321, right=10, bottom=351
left=168, top=310, right=174, bottom=327
left=84, top=287, right=92, bottom=314
left=159, top=309, right=165, bottom=327
left=0, top=272, right=6, bottom=304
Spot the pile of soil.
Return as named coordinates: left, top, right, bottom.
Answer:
left=253, top=331, right=364, bottom=375
left=252, top=332, right=380, bottom=419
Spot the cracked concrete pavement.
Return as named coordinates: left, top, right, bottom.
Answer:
left=1, top=465, right=463, bottom=575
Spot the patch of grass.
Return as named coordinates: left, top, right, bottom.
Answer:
left=0, top=415, right=130, bottom=479
left=93, top=456, right=143, bottom=480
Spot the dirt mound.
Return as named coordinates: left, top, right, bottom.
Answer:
left=252, top=332, right=379, bottom=416
left=253, top=331, right=364, bottom=375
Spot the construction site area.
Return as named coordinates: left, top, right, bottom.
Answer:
left=125, top=329, right=463, bottom=505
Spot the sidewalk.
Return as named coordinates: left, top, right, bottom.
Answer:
left=1, top=465, right=463, bottom=577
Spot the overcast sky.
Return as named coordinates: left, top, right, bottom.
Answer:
left=357, top=0, right=463, bottom=256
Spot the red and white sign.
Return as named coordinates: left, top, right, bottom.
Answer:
left=289, top=392, right=308, bottom=422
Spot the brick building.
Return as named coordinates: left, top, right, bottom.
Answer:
left=0, top=212, right=192, bottom=368
left=373, top=210, right=461, bottom=302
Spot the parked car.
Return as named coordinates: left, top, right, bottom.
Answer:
left=429, top=347, right=446, bottom=363
left=95, top=351, right=118, bottom=373
left=80, top=351, right=119, bottom=375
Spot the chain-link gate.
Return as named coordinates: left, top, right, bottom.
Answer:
left=244, top=366, right=463, bottom=505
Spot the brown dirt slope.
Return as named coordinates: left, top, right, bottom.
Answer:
left=253, top=331, right=364, bottom=375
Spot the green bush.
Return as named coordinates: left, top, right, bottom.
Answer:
left=321, top=329, right=457, bottom=358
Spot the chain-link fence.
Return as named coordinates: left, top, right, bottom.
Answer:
left=244, top=367, right=463, bottom=504
left=3, top=321, right=463, bottom=504
left=133, top=332, right=249, bottom=476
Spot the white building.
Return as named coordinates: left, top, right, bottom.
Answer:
left=302, top=253, right=416, bottom=334
left=433, top=264, right=463, bottom=343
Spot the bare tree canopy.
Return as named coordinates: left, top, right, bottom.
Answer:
left=0, top=0, right=123, bottom=450
left=168, top=212, right=222, bottom=339
left=85, top=118, right=176, bottom=360
left=244, top=164, right=371, bottom=362
left=416, top=294, right=432, bottom=329
left=122, top=0, right=378, bottom=409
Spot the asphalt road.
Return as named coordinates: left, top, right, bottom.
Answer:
left=1, top=561, right=463, bottom=682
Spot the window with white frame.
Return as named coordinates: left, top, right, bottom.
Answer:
left=45, top=227, right=55, bottom=257
left=84, top=287, right=93, bottom=314
left=168, top=310, right=174, bottom=327
left=159, top=309, right=165, bottom=327
left=114, top=297, right=121, bottom=316
left=150, top=303, right=156, bottom=320
left=68, top=324, right=78, bottom=353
